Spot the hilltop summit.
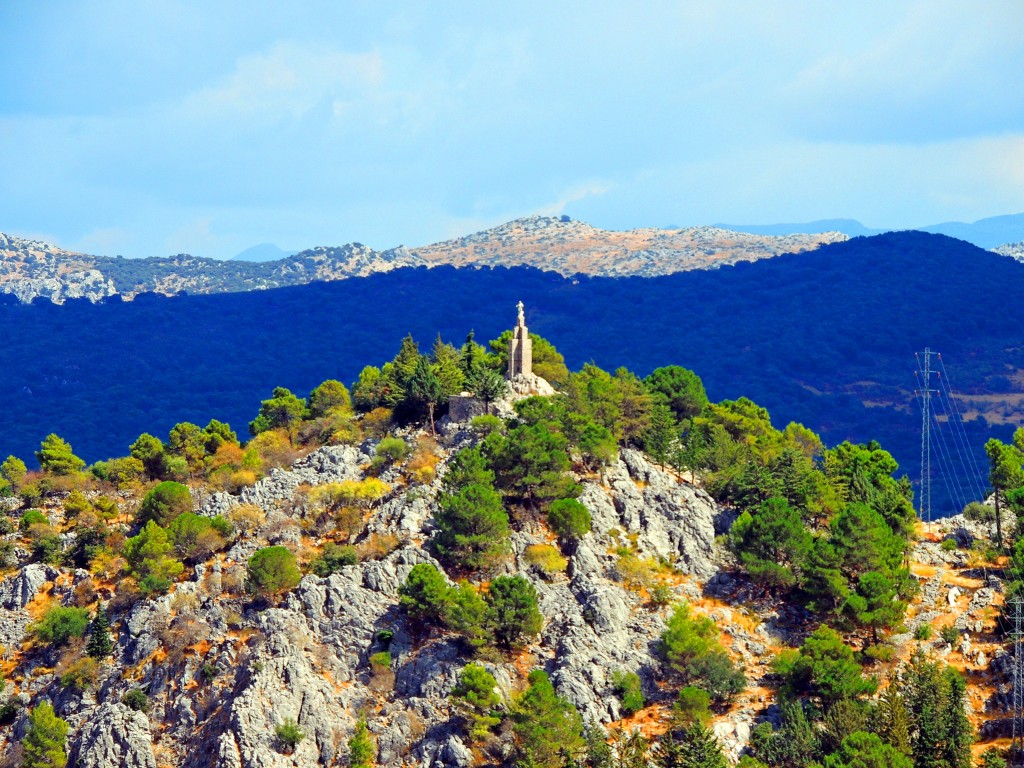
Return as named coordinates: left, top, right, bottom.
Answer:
left=409, top=216, right=847, bottom=277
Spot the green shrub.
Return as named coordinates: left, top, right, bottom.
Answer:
left=649, top=583, right=674, bottom=606
left=940, top=538, right=957, bottom=552
left=914, top=624, right=933, bottom=641
left=137, top=481, right=193, bottom=526
left=963, top=501, right=995, bottom=522
left=369, top=651, right=392, bottom=669
left=862, top=644, right=895, bottom=662
left=674, top=685, right=712, bottom=726
left=375, top=436, right=409, bottom=464
left=19, top=508, right=47, bottom=532
left=168, top=512, right=226, bottom=561
left=547, top=498, right=592, bottom=539
left=124, top=520, right=184, bottom=595
left=310, top=543, right=358, bottom=576
left=31, top=532, right=64, bottom=565
left=659, top=602, right=745, bottom=704
left=940, top=625, right=960, bottom=645
left=611, top=669, right=644, bottom=715
left=275, top=717, right=305, bottom=753
left=59, top=656, right=98, bottom=690
left=122, top=688, right=149, bottom=712
left=246, top=546, right=301, bottom=597
left=452, top=663, right=502, bottom=741
left=470, top=414, right=504, bottom=436
left=523, top=544, right=568, bottom=575
left=687, top=649, right=746, bottom=704
left=399, top=563, right=452, bottom=626
left=979, top=747, right=1008, bottom=768
left=32, top=606, right=90, bottom=646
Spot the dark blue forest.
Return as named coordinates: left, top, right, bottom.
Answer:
left=1, top=230, right=1020, bottom=516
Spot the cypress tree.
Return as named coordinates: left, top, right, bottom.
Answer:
left=85, top=607, right=114, bottom=659
left=875, top=679, right=912, bottom=757
left=674, top=722, right=728, bottom=768
left=941, top=668, right=973, bottom=768
left=407, top=356, right=443, bottom=436
left=904, top=653, right=945, bottom=768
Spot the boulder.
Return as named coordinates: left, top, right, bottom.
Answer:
left=0, top=563, right=57, bottom=610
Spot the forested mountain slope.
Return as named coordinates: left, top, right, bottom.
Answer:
left=0, top=231, right=1020, bottom=515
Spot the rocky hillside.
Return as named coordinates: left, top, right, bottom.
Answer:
left=0, top=219, right=844, bottom=303
left=0, top=435, right=725, bottom=767
left=0, top=422, right=1016, bottom=767
left=407, top=216, right=847, bottom=277
left=0, top=234, right=428, bottom=304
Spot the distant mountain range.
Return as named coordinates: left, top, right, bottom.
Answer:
left=0, top=230, right=1020, bottom=518
left=230, top=243, right=297, bottom=262
left=2, top=212, right=1023, bottom=305
left=0, top=218, right=845, bottom=303
left=716, top=212, right=1024, bottom=249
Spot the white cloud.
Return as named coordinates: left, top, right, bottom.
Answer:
left=776, top=1, right=1024, bottom=142
left=535, top=181, right=615, bottom=217
left=179, top=42, right=385, bottom=123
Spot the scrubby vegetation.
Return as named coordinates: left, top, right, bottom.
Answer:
left=0, top=319, right=1019, bottom=768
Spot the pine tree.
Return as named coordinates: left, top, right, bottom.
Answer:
left=348, top=715, right=375, bottom=768
left=22, top=702, right=69, bottom=768
left=459, top=330, right=486, bottom=380
left=391, top=334, right=421, bottom=389
left=512, top=670, right=584, bottom=768
left=85, top=607, right=114, bottom=659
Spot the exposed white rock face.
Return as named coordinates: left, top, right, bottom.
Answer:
left=0, top=563, right=58, bottom=609
left=507, top=372, right=556, bottom=397
left=67, top=702, right=157, bottom=768
left=580, top=448, right=719, bottom=579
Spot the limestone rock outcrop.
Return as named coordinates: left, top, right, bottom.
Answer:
left=67, top=702, right=157, bottom=768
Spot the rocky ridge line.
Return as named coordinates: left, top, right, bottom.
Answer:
left=0, top=217, right=845, bottom=303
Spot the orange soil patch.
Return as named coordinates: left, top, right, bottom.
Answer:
left=607, top=702, right=673, bottom=740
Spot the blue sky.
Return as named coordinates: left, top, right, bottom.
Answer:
left=1, top=1, right=1022, bottom=259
